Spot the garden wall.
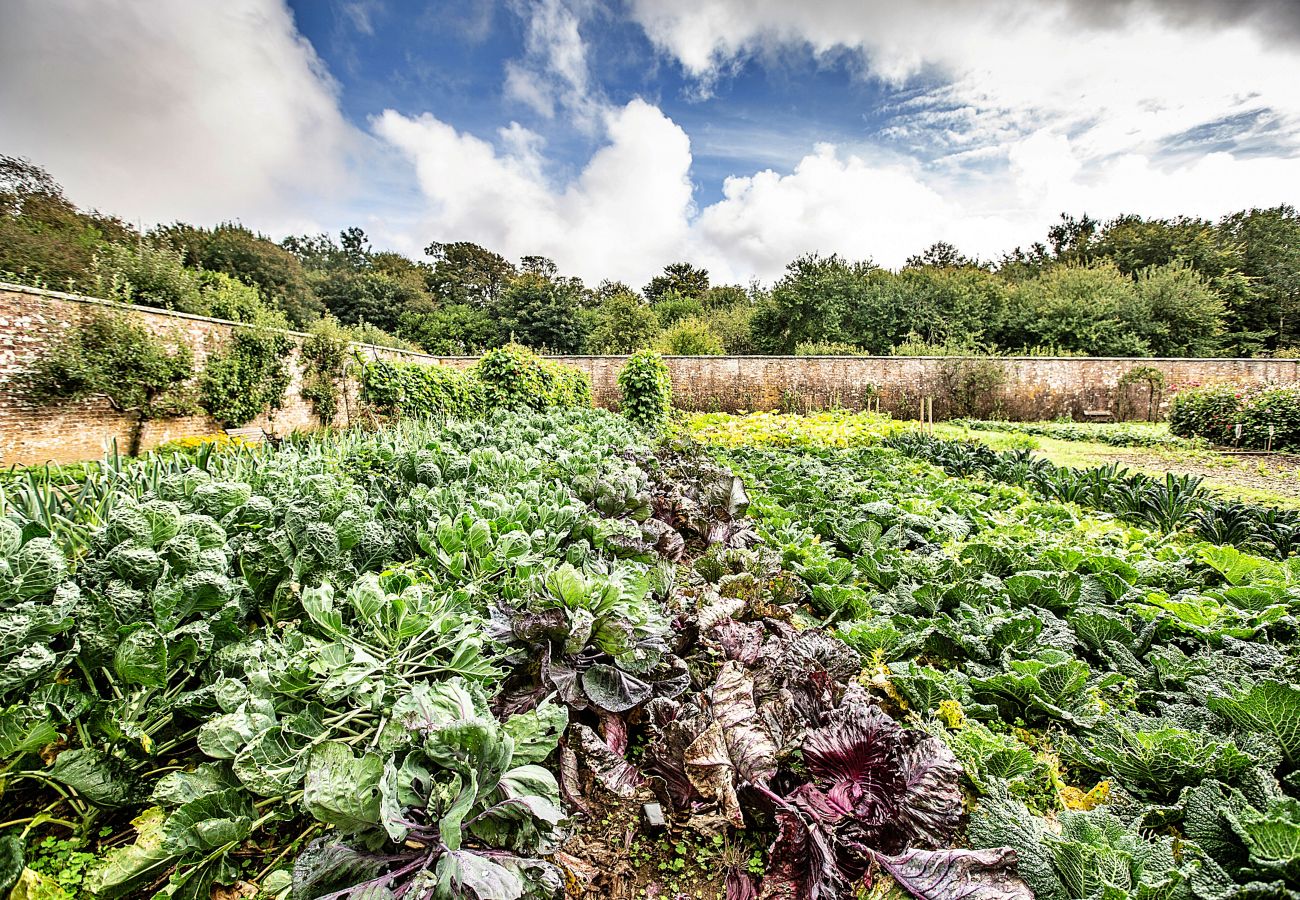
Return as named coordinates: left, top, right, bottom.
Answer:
left=3, top=283, right=1299, bottom=464
left=0, top=284, right=438, bottom=465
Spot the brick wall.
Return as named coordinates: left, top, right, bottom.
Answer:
left=0, top=284, right=442, bottom=465
left=3, top=284, right=1298, bottom=465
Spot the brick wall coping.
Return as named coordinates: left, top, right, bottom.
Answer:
left=0, top=281, right=440, bottom=362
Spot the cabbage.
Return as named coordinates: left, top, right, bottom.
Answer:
left=226, top=495, right=274, bottom=528
left=107, top=544, right=164, bottom=586
left=333, top=508, right=367, bottom=552
left=139, top=500, right=182, bottom=546
left=183, top=570, right=233, bottom=610
left=192, top=481, right=252, bottom=519
left=196, top=548, right=229, bottom=573
left=0, top=519, right=20, bottom=558
left=13, top=538, right=67, bottom=600
left=178, top=514, right=226, bottom=551
left=100, top=505, right=152, bottom=549
left=159, top=533, right=202, bottom=574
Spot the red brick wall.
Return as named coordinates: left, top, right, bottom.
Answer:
left=0, top=285, right=442, bottom=465
left=3, top=284, right=1298, bottom=465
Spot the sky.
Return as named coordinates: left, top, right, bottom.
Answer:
left=2, top=0, right=1299, bottom=288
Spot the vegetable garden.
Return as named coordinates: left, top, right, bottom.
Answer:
left=6, top=383, right=1300, bottom=900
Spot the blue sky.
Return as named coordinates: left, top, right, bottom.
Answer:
left=3, top=0, right=1299, bottom=286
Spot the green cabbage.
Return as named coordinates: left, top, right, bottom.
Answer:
left=107, top=544, right=164, bottom=586
left=192, top=481, right=252, bottom=519
left=13, top=538, right=67, bottom=600
left=178, top=514, right=226, bottom=551
left=139, top=500, right=182, bottom=546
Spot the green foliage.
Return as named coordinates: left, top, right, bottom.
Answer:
left=199, top=327, right=294, bottom=427
left=159, top=222, right=323, bottom=326
left=644, top=261, right=710, bottom=302
left=400, top=302, right=499, bottom=354
left=496, top=272, right=587, bottom=353
left=300, top=316, right=352, bottom=424
left=24, top=309, right=195, bottom=436
left=587, top=290, right=658, bottom=353
left=1170, top=382, right=1300, bottom=449
left=474, top=343, right=592, bottom=410
left=795, top=341, right=871, bottom=356
left=617, top=350, right=673, bottom=431
left=358, top=357, right=484, bottom=420
left=1169, top=384, right=1243, bottom=444
left=656, top=316, right=724, bottom=355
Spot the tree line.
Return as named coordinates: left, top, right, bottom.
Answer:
left=3, top=155, right=1298, bottom=358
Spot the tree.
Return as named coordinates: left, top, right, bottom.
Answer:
left=156, top=222, right=322, bottom=325
left=25, top=310, right=194, bottom=455
left=655, top=317, right=724, bottom=355
left=0, top=155, right=134, bottom=288
left=1047, top=213, right=1101, bottom=264
left=904, top=241, right=980, bottom=269
left=424, top=241, right=517, bottom=307
left=315, top=270, right=427, bottom=334
left=762, top=254, right=884, bottom=353
left=1220, top=206, right=1300, bottom=348
left=586, top=290, right=659, bottom=353
left=497, top=272, right=586, bottom=352
left=400, top=303, right=500, bottom=354
left=644, top=262, right=710, bottom=302
left=1126, top=262, right=1225, bottom=357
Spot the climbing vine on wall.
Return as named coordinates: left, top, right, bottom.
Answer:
left=299, top=316, right=351, bottom=424
left=199, top=327, right=294, bottom=427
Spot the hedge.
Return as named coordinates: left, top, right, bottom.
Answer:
left=1169, top=382, right=1300, bottom=449
left=358, top=344, right=591, bottom=420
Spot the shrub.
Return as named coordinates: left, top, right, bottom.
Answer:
left=1168, top=385, right=1243, bottom=445
left=24, top=309, right=195, bottom=454
left=617, top=350, right=673, bottom=431
left=475, top=343, right=592, bottom=410
left=794, top=341, right=870, bottom=356
left=199, top=327, right=294, bottom=427
left=656, top=317, right=724, bottom=355
left=1239, top=386, right=1300, bottom=449
left=358, top=358, right=483, bottom=420
left=300, top=316, right=352, bottom=424
left=359, top=344, right=590, bottom=420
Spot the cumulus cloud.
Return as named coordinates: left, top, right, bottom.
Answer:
left=373, top=99, right=695, bottom=286
left=0, top=0, right=354, bottom=231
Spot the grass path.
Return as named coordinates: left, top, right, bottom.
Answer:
left=931, top=422, right=1300, bottom=508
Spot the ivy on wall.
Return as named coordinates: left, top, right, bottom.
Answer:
left=199, top=327, right=294, bottom=427
left=23, top=309, right=195, bottom=454
left=299, top=316, right=352, bottom=424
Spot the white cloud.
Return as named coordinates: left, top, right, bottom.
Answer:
left=503, top=0, right=601, bottom=129
left=625, top=1, right=1300, bottom=162
left=0, top=0, right=355, bottom=231
left=373, top=99, right=695, bottom=287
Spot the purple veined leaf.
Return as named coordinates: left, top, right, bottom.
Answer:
left=727, top=867, right=759, bottom=900
left=869, top=847, right=1034, bottom=900
left=598, top=710, right=629, bottom=756
left=893, top=730, right=964, bottom=849
left=754, top=784, right=845, bottom=900
left=685, top=662, right=779, bottom=827
left=572, top=724, right=646, bottom=798
left=801, top=703, right=900, bottom=812
left=558, top=743, right=590, bottom=817
left=643, top=709, right=707, bottom=815
left=581, top=663, right=653, bottom=713
left=544, top=657, right=587, bottom=710
left=711, top=619, right=765, bottom=666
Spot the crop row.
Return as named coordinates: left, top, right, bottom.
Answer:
left=708, top=437, right=1300, bottom=900
left=885, top=431, right=1300, bottom=558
